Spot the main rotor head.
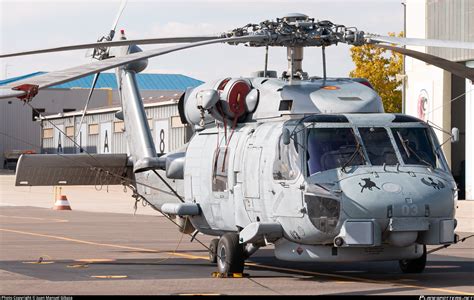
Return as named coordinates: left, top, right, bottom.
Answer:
left=223, top=13, right=366, bottom=48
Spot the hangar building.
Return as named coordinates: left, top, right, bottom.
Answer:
left=0, top=72, right=202, bottom=167
left=405, top=0, right=474, bottom=200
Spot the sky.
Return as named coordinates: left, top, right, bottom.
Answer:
left=0, top=0, right=404, bottom=82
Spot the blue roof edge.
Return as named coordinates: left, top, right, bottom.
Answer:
left=0, top=72, right=203, bottom=91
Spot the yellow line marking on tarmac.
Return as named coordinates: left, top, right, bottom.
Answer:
left=22, top=255, right=54, bottom=264
left=0, top=215, right=68, bottom=223
left=67, top=264, right=89, bottom=268
left=0, top=228, right=162, bottom=253
left=75, top=259, right=116, bottom=263
left=1, top=227, right=471, bottom=296
left=91, top=275, right=128, bottom=279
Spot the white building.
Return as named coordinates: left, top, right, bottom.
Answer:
left=405, top=0, right=474, bottom=200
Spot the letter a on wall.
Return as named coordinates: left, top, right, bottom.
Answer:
left=100, top=122, right=112, bottom=154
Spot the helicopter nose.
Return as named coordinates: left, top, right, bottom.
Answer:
left=339, top=172, right=454, bottom=219
left=336, top=171, right=455, bottom=247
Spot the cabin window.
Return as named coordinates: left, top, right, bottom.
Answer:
left=212, top=147, right=229, bottom=192
left=273, top=134, right=300, bottom=180
left=359, top=127, right=398, bottom=166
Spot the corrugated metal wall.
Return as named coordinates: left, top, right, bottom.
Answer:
left=42, top=102, right=187, bottom=156
left=426, top=0, right=474, bottom=62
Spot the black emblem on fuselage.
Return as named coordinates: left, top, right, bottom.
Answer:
left=421, top=177, right=445, bottom=189
left=359, top=178, right=380, bottom=193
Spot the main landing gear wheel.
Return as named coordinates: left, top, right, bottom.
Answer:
left=209, top=238, right=219, bottom=264
left=217, top=233, right=245, bottom=274
left=399, top=245, right=427, bottom=273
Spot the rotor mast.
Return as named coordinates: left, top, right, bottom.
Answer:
left=283, top=14, right=308, bottom=81
left=286, top=46, right=307, bottom=81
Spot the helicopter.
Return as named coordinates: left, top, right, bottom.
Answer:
left=1, top=6, right=474, bottom=276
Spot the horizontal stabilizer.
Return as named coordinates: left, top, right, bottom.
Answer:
left=15, top=154, right=133, bottom=186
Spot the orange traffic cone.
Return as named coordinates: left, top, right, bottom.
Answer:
left=53, top=195, right=72, bottom=211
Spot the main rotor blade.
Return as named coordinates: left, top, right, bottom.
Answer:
left=374, top=44, right=474, bottom=81
left=110, top=0, right=128, bottom=39
left=0, top=35, right=266, bottom=100
left=0, top=36, right=221, bottom=58
left=367, top=35, right=474, bottom=50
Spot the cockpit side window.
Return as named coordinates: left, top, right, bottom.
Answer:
left=391, top=127, right=437, bottom=168
left=359, top=127, right=398, bottom=166
left=273, top=133, right=300, bottom=180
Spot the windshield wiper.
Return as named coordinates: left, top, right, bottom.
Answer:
left=396, top=131, right=411, bottom=158
left=341, top=140, right=366, bottom=173
left=396, top=132, right=432, bottom=167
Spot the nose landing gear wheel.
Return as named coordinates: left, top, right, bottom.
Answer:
left=217, top=233, right=245, bottom=274
left=399, top=244, right=427, bottom=273
left=209, top=238, right=219, bottom=264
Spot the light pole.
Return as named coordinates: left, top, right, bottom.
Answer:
left=402, top=1, right=406, bottom=114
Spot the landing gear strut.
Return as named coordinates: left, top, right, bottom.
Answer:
left=399, top=244, right=427, bottom=273
left=216, top=233, right=245, bottom=274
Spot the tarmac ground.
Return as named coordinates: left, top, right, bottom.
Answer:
left=0, top=171, right=473, bottom=295
left=0, top=206, right=473, bottom=295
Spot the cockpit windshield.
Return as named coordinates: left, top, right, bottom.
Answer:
left=305, top=123, right=445, bottom=175
left=359, top=127, right=398, bottom=165
left=391, top=127, right=437, bottom=168
left=307, top=128, right=365, bottom=175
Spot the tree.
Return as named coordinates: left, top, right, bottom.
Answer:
left=349, top=32, right=403, bottom=113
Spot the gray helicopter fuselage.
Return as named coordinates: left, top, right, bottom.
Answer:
left=181, top=77, right=456, bottom=262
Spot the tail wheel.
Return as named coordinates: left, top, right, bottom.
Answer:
left=399, top=244, right=427, bottom=273
left=217, top=233, right=245, bottom=274
left=209, top=238, right=219, bottom=264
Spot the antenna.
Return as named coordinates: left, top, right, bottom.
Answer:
left=322, top=46, right=327, bottom=81
left=264, top=45, right=269, bottom=78
left=289, top=47, right=294, bottom=84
